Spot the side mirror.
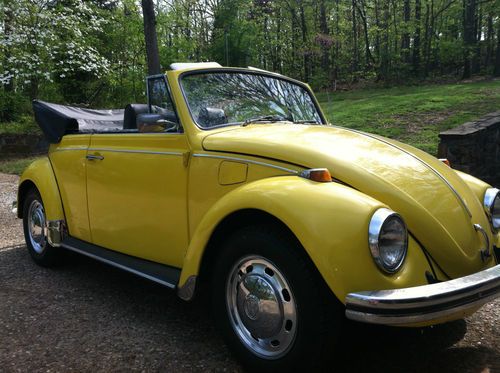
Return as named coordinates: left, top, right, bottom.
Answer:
left=136, top=113, right=177, bottom=133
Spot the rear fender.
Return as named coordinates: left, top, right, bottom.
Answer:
left=17, top=157, right=64, bottom=222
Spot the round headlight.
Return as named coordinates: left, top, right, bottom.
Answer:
left=368, top=208, right=408, bottom=273
left=484, top=188, right=500, bottom=230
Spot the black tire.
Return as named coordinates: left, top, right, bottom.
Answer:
left=22, top=188, right=62, bottom=267
left=212, top=224, right=342, bottom=372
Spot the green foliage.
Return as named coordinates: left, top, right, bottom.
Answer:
left=0, top=90, right=31, bottom=122
left=210, top=0, right=259, bottom=67
left=0, top=115, right=38, bottom=135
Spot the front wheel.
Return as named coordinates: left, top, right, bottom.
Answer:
left=212, top=225, right=342, bottom=371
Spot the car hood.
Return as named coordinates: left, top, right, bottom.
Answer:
left=203, top=124, right=492, bottom=278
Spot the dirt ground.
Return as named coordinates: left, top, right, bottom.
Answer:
left=0, top=173, right=499, bottom=372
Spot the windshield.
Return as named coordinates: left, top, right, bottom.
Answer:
left=180, top=72, right=323, bottom=129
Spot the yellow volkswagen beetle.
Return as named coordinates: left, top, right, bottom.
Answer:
left=14, top=63, right=500, bottom=371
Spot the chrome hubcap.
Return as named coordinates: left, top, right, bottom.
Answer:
left=226, top=256, right=297, bottom=359
left=27, top=200, right=46, bottom=254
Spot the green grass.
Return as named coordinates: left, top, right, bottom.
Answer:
left=0, top=157, right=42, bottom=175
left=316, top=79, right=500, bottom=155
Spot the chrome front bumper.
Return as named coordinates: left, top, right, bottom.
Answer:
left=345, top=264, right=500, bottom=326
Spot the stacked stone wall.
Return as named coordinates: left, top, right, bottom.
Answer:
left=438, top=112, right=500, bottom=186
left=0, top=134, right=48, bottom=156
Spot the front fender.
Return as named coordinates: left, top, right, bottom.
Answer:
left=180, top=176, right=432, bottom=302
left=18, top=157, right=64, bottom=221
left=455, top=170, right=491, bottom=204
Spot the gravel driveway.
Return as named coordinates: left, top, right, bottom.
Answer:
left=0, top=173, right=498, bottom=372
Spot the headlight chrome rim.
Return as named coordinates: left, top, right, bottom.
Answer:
left=368, top=208, right=408, bottom=274
left=483, top=188, right=500, bottom=231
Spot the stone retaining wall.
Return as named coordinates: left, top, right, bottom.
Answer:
left=0, top=134, right=48, bottom=156
left=438, top=112, right=500, bottom=186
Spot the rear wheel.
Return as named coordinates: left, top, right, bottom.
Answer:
left=212, top=225, right=341, bottom=372
left=22, top=189, right=61, bottom=267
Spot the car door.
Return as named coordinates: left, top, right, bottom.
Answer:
left=49, top=134, right=92, bottom=242
left=86, top=75, right=189, bottom=268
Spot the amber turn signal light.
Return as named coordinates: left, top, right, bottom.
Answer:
left=439, top=158, right=451, bottom=167
left=299, top=168, right=332, bottom=182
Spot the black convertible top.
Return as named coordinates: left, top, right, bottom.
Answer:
left=33, top=100, right=125, bottom=143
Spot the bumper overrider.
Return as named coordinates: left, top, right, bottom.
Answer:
left=345, top=264, right=500, bottom=326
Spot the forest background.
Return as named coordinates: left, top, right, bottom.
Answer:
left=1, top=0, right=500, bottom=128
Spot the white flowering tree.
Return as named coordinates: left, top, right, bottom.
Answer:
left=0, top=0, right=110, bottom=98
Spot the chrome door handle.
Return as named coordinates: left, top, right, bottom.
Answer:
left=86, top=154, right=104, bottom=161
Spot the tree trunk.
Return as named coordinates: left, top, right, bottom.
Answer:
left=319, top=0, right=330, bottom=73
left=29, top=77, right=39, bottom=101
left=462, top=0, right=477, bottom=79
left=275, top=13, right=282, bottom=73
left=357, top=0, right=374, bottom=67
left=494, top=23, right=500, bottom=77
left=472, top=2, right=481, bottom=74
left=333, top=0, right=340, bottom=81
left=423, top=0, right=434, bottom=77
left=3, top=0, right=14, bottom=92
left=141, top=0, right=161, bottom=75
left=299, top=1, right=309, bottom=81
left=374, top=0, right=381, bottom=62
left=485, top=14, right=493, bottom=68
left=413, top=0, right=421, bottom=74
left=379, top=0, right=390, bottom=80
left=352, top=0, right=359, bottom=74
left=391, top=0, right=398, bottom=57
left=263, top=17, right=268, bottom=70
left=401, top=0, right=411, bottom=64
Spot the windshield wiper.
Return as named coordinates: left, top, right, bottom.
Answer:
left=293, top=119, right=321, bottom=125
left=242, top=115, right=288, bottom=126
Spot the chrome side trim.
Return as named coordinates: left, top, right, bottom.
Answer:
left=47, top=220, right=65, bottom=247
left=345, top=264, right=500, bottom=325
left=87, top=148, right=183, bottom=156
left=193, top=153, right=299, bottom=174
left=177, top=275, right=197, bottom=301
left=53, top=146, right=89, bottom=152
left=60, top=242, right=177, bottom=289
left=346, top=128, right=472, bottom=218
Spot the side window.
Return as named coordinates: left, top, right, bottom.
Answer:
left=147, top=76, right=179, bottom=126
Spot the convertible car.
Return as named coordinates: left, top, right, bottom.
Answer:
left=14, top=62, right=500, bottom=370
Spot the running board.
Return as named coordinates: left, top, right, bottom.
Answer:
left=61, top=236, right=180, bottom=289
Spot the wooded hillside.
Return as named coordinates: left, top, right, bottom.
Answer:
left=1, top=0, right=500, bottom=122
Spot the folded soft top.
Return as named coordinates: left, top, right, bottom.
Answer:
left=33, top=100, right=125, bottom=143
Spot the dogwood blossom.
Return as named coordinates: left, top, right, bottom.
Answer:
left=0, top=0, right=110, bottom=88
